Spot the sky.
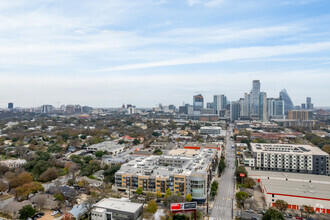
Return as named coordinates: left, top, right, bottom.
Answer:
left=1, top=0, right=330, bottom=108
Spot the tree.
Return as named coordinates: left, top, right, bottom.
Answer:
left=153, top=148, right=162, bottom=155
left=39, top=167, right=58, bottom=182
left=19, top=204, right=36, bottom=220
left=136, top=187, right=143, bottom=195
left=80, top=161, right=100, bottom=176
left=133, top=139, right=140, bottom=145
left=243, top=178, right=256, bottom=188
left=152, top=132, right=161, bottom=137
left=210, top=181, right=219, bottom=198
left=77, top=179, right=89, bottom=188
left=146, top=200, right=158, bottom=214
left=185, top=193, right=192, bottom=202
left=235, top=191, right=249, bottom=208
left=9, top=172, right=33, bottom=189
left=262, top=207, right=284, bottom=220
left=166, top=188, right=172, bottom=196
left=156, top=191, right=162, bottom=199
left=15, top=182, right=44, bottom=201
left=303, top=205, right=315, bottom=218
left=274, top=200, right=288, bottom=212
left=103, top=164, right=121, bottom=183
left=218, top=158, right=226, bottom=176
left=235, top=166, right=248, bottom=179
left=95, top=150, right=106, bottom=158
left=0, top=165, right=9, bottom=176
left=0, top=180, right=8, bottom=193
left=34, top=195, right=47, bottom=211
left=163, top=195, right=184, bottom=209
left=54, top=193, right=65, bottom=202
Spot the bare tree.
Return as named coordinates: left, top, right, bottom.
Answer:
left=34, top=195, right=47, bottom=211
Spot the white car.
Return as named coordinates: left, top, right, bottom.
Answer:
left=51, top=211, right=59, bottom=216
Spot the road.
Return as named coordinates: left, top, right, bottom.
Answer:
left=210, top=124, right=236, bottom=220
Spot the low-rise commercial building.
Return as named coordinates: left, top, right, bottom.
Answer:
left=115, top=148, right=219, bottom=203
left=86, top=141, right=125, bottom=156
left=0, top=159, right=26, bottom=168
left=199, top=126, right=222, bottom=136
left=250, top=143, right=329, bottom=175
left=91, top=198, right=143, bottom=220
left=260, top=179, right=330, bottom=214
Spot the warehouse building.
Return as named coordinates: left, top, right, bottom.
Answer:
left=250, top=143, right=329, bottom=175
left=115, top=148, right=218, bottom=203
left=260, top=179, right=330, bottom=214
left=91, top=198, right=143, bottom=220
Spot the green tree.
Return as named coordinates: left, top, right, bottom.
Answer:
left=54, top=193, right=65, bottom=202
left=235, top=166, right=248, bottom=179
left=218, top=158, right=226, bottom=176
left=303, top=205, right=315, bottom=218
left=165, top=188, right=172, bottom=196
left=210, top=181, right=219, bottom=198
left=19, top=205, right=36, bottom=220
left=235, top=191, right=249, bottom=208
left=136, top=187, right=143, bottom=195
left=152, top=132, right=161, bottom=137
left=80, top=161, right=100, bottom=176
left=95, top=150, right=106, bottom=158
left=262, top=207, right=284, bottom=220
left=146, top=200, right=158, bottom=214
left=243, top=177, right=256, bottom=188
left=153, top=148, right=162, bottom=155
left=156, top=191, right=162, bottom=199
left=274, top=200, right=288, bottom=212
left=103, top=164, right=121, bottom=183
left=185, top=193, right=192, bottom=202
left=133, top=139, right=140, bottom=145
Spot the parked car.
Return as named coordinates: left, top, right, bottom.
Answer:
left=295, top=217, right=303, bottom=220
left=284, top=213, right=293, bottom=218
left=252, top=217, right=260, bottom=220
left=51, top=211, right=59, bottom=216
left=246, top=209, right=254, bottom=213
left=257, top=210, right=266, bottom=215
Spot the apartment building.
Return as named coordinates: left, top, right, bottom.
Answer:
left=250, top=143, right=329, bottom=175
left=115, top=148, right=218, bottom=203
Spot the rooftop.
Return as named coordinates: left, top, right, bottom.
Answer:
left=261, top=179, right=330, bottom=200
left=251, top=143, right=328, bottom=156
left=93, top=198, right=142, bottom=213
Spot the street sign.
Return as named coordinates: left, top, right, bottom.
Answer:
left=170, top=202, right=197, bottom=211
left=239, top=173, right=245, bottom=177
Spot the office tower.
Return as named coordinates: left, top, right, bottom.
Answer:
left=65, top=105, right=75, bottom=114
left=267, top=98, right=285, bottom=119
left=168, top=105, right=176, bottom=111
left=8, top=102, right=14, bottom=109
left=41, top=105, right=53, bottom=114
left=82, top=106, right=93, bottom=113
left=306, top=97, right=313, bottom=110
left=230, top=101, right=241, bottom=122
left=206, top=102, right=213, bottom=109
left=240, top=93, right=251, bottom=118
left=179, top=106, right=187, bottom=114
left=251, top=80, right=260, bottom=117
left=279, top=89, right=295, bottom=114
left=295, top=106, right=301, bottom=110
left=193, top=94, right=204, bottom=111
left=128, top=107, right=136, bottom=114
left=259, top=92, right=267, bottom=121
left=301, top=103, right=306, bottom=109
left=220, top=95, right=227, bottom=110
left=213, top=95, right=221, bottom=114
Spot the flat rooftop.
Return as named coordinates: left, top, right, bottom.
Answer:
left=117, top=148, right=217, bottom=177
left=247, top=167, right=330, bottom=184
left=94, top=198, right=142, bottom=213
left=251, top=143, right=328, bottom=156
left=261, top=179, right=330, bottom=200
left=168, top=149, right=200, bottom=157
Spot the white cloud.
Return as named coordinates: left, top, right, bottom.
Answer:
left=93, top=41, right=330, bottom=72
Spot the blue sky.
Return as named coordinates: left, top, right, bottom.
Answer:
left=1, top=0, right=330, bottom=108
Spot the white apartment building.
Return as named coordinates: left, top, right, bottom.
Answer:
left=250, top=143, right=329, bottom=175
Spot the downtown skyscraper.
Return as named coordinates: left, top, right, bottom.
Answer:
left=251, top=80, right=260, bottom=117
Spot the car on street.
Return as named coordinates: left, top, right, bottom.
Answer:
left=295, top=217, right=303, bottom=220
left=51, top=211, right=59, bottom=216
left=246, top=209, right=254, bottom=213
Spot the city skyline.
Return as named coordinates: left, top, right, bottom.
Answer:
left=1, top=0, right=330, bottom=107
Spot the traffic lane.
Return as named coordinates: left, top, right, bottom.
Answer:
left=239, top=211, right=262, bottom=220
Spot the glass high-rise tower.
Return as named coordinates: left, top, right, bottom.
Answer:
left=279, top=89, right=295, bottom=114
left=251, top=80, right=260, bottom=117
